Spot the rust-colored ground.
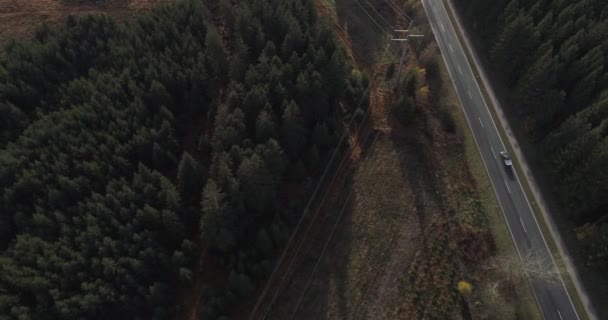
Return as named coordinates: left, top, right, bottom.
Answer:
left=0, top=0, right=169, bottom=45
left=257, top=0, right=534, bottom=319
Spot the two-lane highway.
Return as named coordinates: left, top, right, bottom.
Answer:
left=422, top=0, right=580, bottom=319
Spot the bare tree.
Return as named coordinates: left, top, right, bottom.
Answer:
left=518, top=249, right=566, bottom=285
left=482, top=249, right=570, bottom=303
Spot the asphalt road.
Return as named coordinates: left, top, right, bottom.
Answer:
left=421, top=0, right=580, bottom=319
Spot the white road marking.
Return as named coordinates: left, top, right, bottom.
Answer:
left=449, top=43, right=454, bottom=53
left=440, top=23, right=445, bottom=32
left=478, top=117, right=484, bottom=128
left=520, top=217, right=527, bottom=233
left=467, top=90, right=472, bottom=99
left=491, top=146, right=495, bottom=157
left=557, top=310, right=563, bottom=320
left=505, top=181, right=511, bottom=194
left=424, top=1, right=581, bottom=319
left=458, top=65, right=462, bottom=75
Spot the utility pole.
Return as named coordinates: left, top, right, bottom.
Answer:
left=391, top=21, right=423, bottom=87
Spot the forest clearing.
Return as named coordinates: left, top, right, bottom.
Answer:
left=1, top=0, right=592, bottom=319
left=256, top=0, right=542, bottom=319
left=0, top=0, right=168, bottom=46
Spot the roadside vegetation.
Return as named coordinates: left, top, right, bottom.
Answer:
left=434, top=52, right=542, bottom=320
left=0, top=0, right=369, bottom=319
left=454, top=0, right=608, bottom=315
left=0, top=0, right=573, bottom=319
left=261, top=1, right=541, bottom=319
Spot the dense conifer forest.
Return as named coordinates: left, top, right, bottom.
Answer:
left=0, top=0, right=369, bottom=318
left=455, top=0, right=608, bottom=269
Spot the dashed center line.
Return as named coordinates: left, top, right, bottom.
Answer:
left=426, top=3, right=582, bottom=319
left=457, top=65, right=462, bottom=75
left=467, top=90, right=472, bottom=99
left=478, top=117, right=485, bottom=128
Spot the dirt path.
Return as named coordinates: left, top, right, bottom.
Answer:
left=314, top=0, right=361, bottom=65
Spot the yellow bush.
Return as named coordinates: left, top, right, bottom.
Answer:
left=458, top=280, right=473, bottom=297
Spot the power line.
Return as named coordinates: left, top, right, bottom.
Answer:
left=362, top=0, right=393, bottom=30
left=288, top=37, right=419, bottom=318
left=249, top=2, right=414, bottom=319
left=288, top=166, right=358, bottom=320
left=392, top=23, right=424, bottom=86
left=353, top=0, right=390, bottom=35
left=247, top=34, right=394, bottom=320
left=283, top=7, right=423, bottom=316
left=384, top=0, right=413, bottom=23
left=255, top=41, right=395, bottom=320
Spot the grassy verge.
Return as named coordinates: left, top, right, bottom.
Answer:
left=440, top=1, right=589, bottom=318
left=436, top=56, right=541, bottom=320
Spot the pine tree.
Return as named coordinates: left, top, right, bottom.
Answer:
left=237, top=152, right=276, bottom=214
left=255, top=228, right=274, bottom=257
left=281, top=101, right=305, bottom=159
left=243, top=85, right=268, bottom=125
left=213, top=105, right=247, bottom=151
left=255, top=106, right=276, bottom=142
left=229, top=38, right=249, bottom=82
left=205, top=26, right=228, bottom=82
left=491, top=11, right=540, bottom=85
left=281, top=17, right=304, bottom=58
left=323, top=50, right=347, bottom=101
left=256, top=138, right=286, bottom=179
left=200, top=179, right=225, bottom=244
left=311, top=121, right=331, bottom=150
left=177, top=151, right=204, bottom=201
left=513, top=43, right=564, bottom=130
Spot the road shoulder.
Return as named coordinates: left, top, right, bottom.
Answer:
left=440, top=0, right=597, bottom=319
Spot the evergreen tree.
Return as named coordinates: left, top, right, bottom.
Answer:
left=255, top=106, right=276, bottom=142
left=0, top=0, right=355, bottom=317
left=177, top=151, right=204, bottom=201
left=237, top=152, right=276, bottom=214
left=200, top=179, right=224, bottom=245
left=457, top=0, right=608, bottom=273
left=491, top=11, right=540, bottom=85
left=311, top=121, right=331, bottom=150
left=281, top=101, right=305, bottom=159
left=256, top=139, right=286, bottom=179
left=205, top=26, right=228, bottom=82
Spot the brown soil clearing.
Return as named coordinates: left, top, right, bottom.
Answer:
left=0, top=0, right=169, bottom=45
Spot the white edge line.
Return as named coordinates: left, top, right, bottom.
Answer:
left=421, top=1, right=546, bottom=319
left=438, top=0, right=581, bottom=318
left=513, top=163, right=581, bottom=318
left=437, top=1, right=504, bottom=151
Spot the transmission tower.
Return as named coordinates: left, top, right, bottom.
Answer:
left=392, top=21, right=423, bottom=86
